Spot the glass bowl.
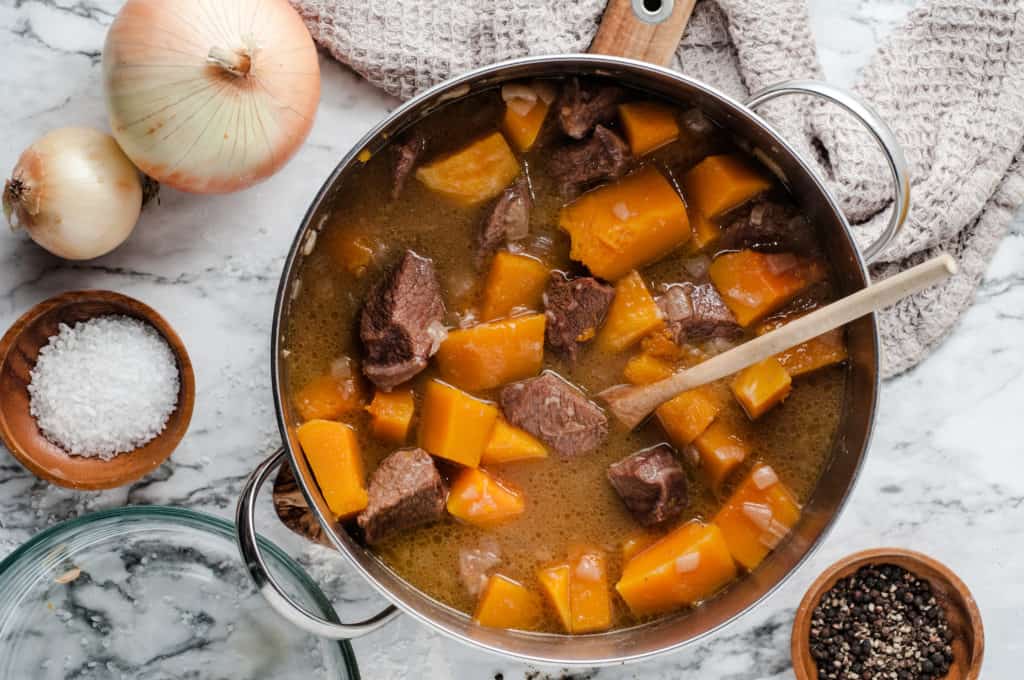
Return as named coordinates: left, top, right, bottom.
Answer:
left=0, top=506, right=359, bottom=679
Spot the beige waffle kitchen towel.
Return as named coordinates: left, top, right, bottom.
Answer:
left=293, top=0, right=1024, bottom=377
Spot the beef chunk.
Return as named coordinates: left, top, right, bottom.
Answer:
left=543, top=271, right=615, bottom=361
left=549, top=125, right=632, bottom=198
left=719, top=200, right=818, bottom=255
left=500, top=372, right=608, bottom=458
left=557, top=78, right=625, bottom=139
left=658, top=282, right=742, bottom=344
left=474, top=176, right=532, bottom=270
left=607, top=444, right=687, bottom=527
left=360, top=250, right=446, bottom=389
left=391, top=133, right=425, bottom=200
left=357, top=448, right=446, bottom=544
left=458, top=537, right=502, bottom=597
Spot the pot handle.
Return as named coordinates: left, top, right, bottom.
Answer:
left=236, top=446, right=400, bottom=639
left=745, top=80, right=910, bottom=263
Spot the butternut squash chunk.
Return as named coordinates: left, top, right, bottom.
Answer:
left=447, top=467, right=526, bottom=527
left=480, top=252, right=549, bottom=321
left=757, top=316, right=848, bottom=376
left=503, top=98, right=550, bottom=152
left=623, top=352, right=674, bottom=386
left=713, top=464, right=802, bottom=570
left=615, top=521, right=737, bottom=617
left=474, top=574, right=543, bottom=630
left=326, top=231, right=377, bottom=277
left=708, top=250, right=826, bottom=326
left=482, top=418, right=548, bottom=464
left=731, top=357, right=792, bottom=419
left=435, top=314, right=546, bottom=391
left=621, top=529, right=659, bottom=563
left=687, top=207, right=721, bottom=253
left=559, top=166, right=691, bottom=280
left=682, top=154, right=771, bottom=219
left=568, top=546, right=613, bottom=633
left=596, top=271, right=664, bottom=353
left=692, top=420, right=749, bottom=490
left=294, top=364, right=364, bottom=422
left=657, top=388, right=720, bottom=448
left=641, top=328, right=685, bottom=360
left=537, top=564, right=573, bottom=633
left=365, top=389, right=415, bottom=444
left=415, top=132, right=521, bottom=206
left=296, top=420, right=367, bottom=519
left=619, top=101, right=680, bottom=156
left=418, top=380, right=498, bottom=467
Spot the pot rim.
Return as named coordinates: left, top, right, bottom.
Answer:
left=267, top=53, right=880, bottom=666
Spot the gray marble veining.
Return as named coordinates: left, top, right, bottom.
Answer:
left=1, top=0, right=1021, bottom=678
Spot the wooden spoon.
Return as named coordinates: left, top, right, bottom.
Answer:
left=601, top=253, right=958, bottom=429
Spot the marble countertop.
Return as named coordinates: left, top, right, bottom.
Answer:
left=1, top=0, right=1021, bottom=678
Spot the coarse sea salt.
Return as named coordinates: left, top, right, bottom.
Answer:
left=27, top=315, right=180, bottom=459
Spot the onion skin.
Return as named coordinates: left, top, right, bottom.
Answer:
left=3, top=127, right=142, bottom=260
left=102, top=0, right=321, bottom=194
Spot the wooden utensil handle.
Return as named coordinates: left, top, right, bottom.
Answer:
left=590, top=0, right=697, bottom=66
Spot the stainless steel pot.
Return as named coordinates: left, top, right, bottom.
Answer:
left=235, top=54, right=909, bottom=666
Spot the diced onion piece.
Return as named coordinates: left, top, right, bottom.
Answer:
left=426, top=320, right=449, bottom=355
left=533, top=81, right=557, bottom=105
left=742, top=501, right=774, bottom=532
left=330, top=356, right=355, bottom=380
left=752, top=465, right=780, bottom=490
left=501, top=83, right=539, bottom=117
left=674, top=551, right=701, bottom=574
left=749, top=202, right=767, bottom=226
left=575, top=553, right=602, bottom=582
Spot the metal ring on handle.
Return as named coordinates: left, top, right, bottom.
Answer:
left=745, top=80, right=911, bottom=263
left=236, top=446, right=400, bottom=639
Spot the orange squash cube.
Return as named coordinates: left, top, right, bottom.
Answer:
left=568, top=546, right=612, bottom=633
left=621, top=530, right=659, bottom=563
left=418, top=380, right=498, bottom=467
left=293, top=366, right=364, bottom=422
left=619, top=101, right=680, bottom=156
left=692, top=421, right=749, bottom=490
left=682, top=154, right=771, bottom=219
left=435, top=313, right=546, bottom=391
left=481, top=418, right=548, bottom=464
left=757, top=316, right=848, bottom=377
left=296, top=420, right=367, bottom=519
left=713, top=464, right=802, bottom=570
left=640, top=329, right=685, bottom=360
left=708, top=250, right=827, bottom=326
left=623, top=352, right=674, bottom=386
left=503, top=97, right=550, bottom=152
left=656, top=388, right=720, bottom=448
left=415, top=132, right=521, bottom=206
left=615, top=521, right=737, bottom=616
left=596, top=271, right=665, bottom=353
left=474, top=574, right=543, bottom=631
left=687, top=207, right=721, bottom=252
left=537, top=563, right=573, bottom=632
left=447, top=467, right=526, bottom=527
left=480, top=252, right=549, bottom=321
left=731, top=357, right=792, bottom=419
left=365, top=389, right=415, bottom=444
left=559, top=166, right=691, bottom=280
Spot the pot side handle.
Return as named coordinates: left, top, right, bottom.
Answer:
left=745, top=80, right=911, bottom=263
left=590, top=0, right=697, bottom=66
left=236, top=446, right=400, bottom=639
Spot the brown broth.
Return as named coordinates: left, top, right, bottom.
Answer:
left=283, top=83, right=846, bottom=632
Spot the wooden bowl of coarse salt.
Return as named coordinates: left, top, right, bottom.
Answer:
left=0, top=290, right=195, bottom=490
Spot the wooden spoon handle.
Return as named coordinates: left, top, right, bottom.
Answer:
left=602, top=254, right=958, bottom=428
left=590, top=0, right=697, bottom=66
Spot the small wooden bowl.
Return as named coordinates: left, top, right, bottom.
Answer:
left=792, top=548, right=984, bottom=680
left=0, top=290, right=195, bottom=490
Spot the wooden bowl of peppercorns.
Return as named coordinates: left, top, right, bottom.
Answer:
left=792, top=548, right=983, bottom=680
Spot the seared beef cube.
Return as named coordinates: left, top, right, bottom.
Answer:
left=719, top=200, right=818, bottom=255
left=357, top=448, right=446, bottom=544
left=458, top=537, right=502, bottom=597
left=360, top=250, right=446, bottom=389
left=500, top=372, right=608, bottom=458
left=474, top=176, right=532, bottom=270
left=557, top=78, right=625, bottom=139
left=391, top=133, right=425, bottom=200
left=549, top=125, right=632, bottom=198
left=607, top=444, right=687, bottom=526
left=543, top=271, right=615, bottom=361
left=658, top=282, right=742, bottom=344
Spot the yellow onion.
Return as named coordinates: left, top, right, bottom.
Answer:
left=102, top=0, right=321, bottom=194
left=3, top=127, right=142, bottom=260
